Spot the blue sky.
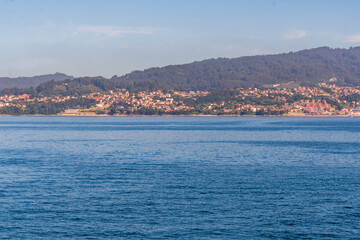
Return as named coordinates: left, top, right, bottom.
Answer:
left=1, top=0, right=360, bottom=77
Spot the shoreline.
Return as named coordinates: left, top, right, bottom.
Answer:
left=0, top=113, right=359, bottom=117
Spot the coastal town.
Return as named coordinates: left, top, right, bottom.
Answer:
left=1, top=82, right=360, bottom=116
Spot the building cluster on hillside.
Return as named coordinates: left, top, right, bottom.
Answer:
left=1, top=83, right=360, bottom=116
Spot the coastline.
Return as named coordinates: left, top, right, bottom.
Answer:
left=0, top=113, right=359, bottom=117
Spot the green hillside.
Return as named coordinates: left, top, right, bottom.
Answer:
left=1, top=47, right=360, bottom=96
left=113, top=47, right=360, bottom=89
left=0, top=73, right=73, bottom=90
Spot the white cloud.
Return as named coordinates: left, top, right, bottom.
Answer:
left=344, top=33, right=360, bottom=43
left=76, top=25, right=154, bottom=37
left=284, top=30, right=307, bottom=39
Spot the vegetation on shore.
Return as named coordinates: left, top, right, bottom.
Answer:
left=0, top=98, right=95, bottom=115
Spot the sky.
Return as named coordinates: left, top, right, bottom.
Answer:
left=1, top=0, right=360, bottom=78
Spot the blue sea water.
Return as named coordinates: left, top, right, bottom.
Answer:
left=0, top=116, right=360, bottom=239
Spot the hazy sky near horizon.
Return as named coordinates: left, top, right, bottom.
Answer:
left=1, top=0, right=360, bottom=78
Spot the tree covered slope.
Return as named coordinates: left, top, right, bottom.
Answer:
left=2, top=47, right=360, bottom=94
left=113, top=47, right=360, bottom=89
left=0, top=73, right=73, bottom=90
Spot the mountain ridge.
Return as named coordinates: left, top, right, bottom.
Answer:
left=1, top=47, right=360, bottom=93
left=0, top=73, right=74, bottom=90
left=112, top=46, right=360, bottom=89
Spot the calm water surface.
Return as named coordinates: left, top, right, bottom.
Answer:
left=0, top=117, right=360, bottom=239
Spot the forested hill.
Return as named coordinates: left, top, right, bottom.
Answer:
left=0, top=73, right=73, bottom=90
left=0, top=77, right=167, bottom=96
left=2, top=47, right=360, bottom=95
left=113, top=47, right=360, bottom=90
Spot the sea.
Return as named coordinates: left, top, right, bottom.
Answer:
left=0, top=116, right=360, bottom=239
